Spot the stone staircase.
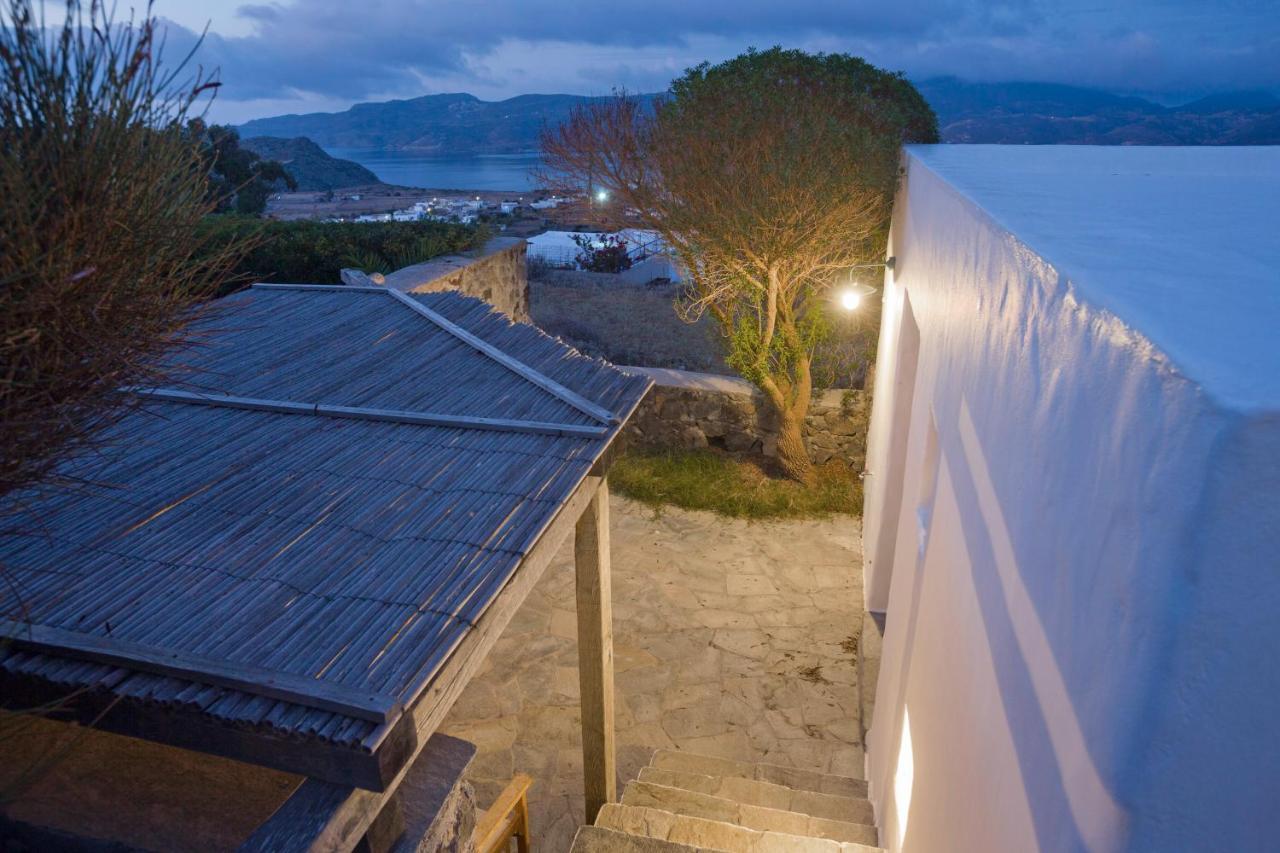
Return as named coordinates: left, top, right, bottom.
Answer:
left=570, top=750, right=883, bottom=852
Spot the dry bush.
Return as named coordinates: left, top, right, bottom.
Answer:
left=0, top=0, right=249, bottom=502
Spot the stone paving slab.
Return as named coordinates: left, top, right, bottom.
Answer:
left=440, top=497, right=864, bottom=853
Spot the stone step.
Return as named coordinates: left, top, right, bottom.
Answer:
left=597, top=803, right=886, bottom=853
left=649, top=750, right=869, bottom=799
left=621, top=781, right=878, bottom=847
left=638, top=767, right=874, bottom=826
left=571, top=824, right=716, bottom=852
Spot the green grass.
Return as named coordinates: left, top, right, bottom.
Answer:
left=610, top=448, right=863, bottom=520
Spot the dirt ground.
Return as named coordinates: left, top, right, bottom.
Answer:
left=529, top=269, right=732, bottom=374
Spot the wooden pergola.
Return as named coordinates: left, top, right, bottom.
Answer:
left=0, top=285, right=652, bottom=850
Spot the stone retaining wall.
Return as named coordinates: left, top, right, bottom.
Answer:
left=622, top=366, right=869, bottom=468
left=384, top=237, right=529, bottom=321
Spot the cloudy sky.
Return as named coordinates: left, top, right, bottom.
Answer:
left=61, top=0, right=1280, bottom=124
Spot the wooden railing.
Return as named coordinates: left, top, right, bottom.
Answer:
left=472, top=773, right=532, bottom=853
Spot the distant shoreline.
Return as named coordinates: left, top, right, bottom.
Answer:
left=321, top=148, right=543, bottom=193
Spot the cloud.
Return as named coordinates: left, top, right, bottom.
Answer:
left=150, top=0, right=1280, bottom=123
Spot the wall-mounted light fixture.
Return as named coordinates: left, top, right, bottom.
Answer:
left=840, top=282, right=878, bottom=311
left=837, top=256, right=895, bottom=311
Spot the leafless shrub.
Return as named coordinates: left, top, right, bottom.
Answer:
left=0, top=0, right=251, bottom=504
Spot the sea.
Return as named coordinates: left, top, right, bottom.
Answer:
left=324, top=148, right=543, bottom=192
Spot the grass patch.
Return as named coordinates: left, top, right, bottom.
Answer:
left=610, top=448, right=862, bottom=520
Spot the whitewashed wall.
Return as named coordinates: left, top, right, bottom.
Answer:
left=863, top=146, right=1280, bottom=852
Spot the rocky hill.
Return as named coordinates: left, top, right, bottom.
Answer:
left=238, top=93, right=630, bottom=154
left=917, top=78, right=1280, bottom=144
left=239, top=136, right=380, bottom=190
left=238, top=83, right=1280, bottom=154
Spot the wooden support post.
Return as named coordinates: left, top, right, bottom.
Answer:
left=575, top=477, right=616, bottom=824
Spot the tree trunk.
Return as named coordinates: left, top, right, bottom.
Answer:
left=774, top=403, right=814, bottom=484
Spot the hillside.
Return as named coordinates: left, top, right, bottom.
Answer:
left=240, top=136, right=380, bottom=190
left=238, top=83, right=1280, bottom=154
left=238, top=93, right=637, bottom=154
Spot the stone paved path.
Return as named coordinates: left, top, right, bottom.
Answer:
left=439, top=496, right=864, bottom=853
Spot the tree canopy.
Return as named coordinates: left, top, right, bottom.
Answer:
left=192, top=121, right=297, bottom=215
left=542, top=48, right=938, bottom=480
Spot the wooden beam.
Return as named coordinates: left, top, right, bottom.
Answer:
left=252, top=283, right=388, bottom=293
left=385, top=288, right=619, bottom=425
left=0, top=619, right=400, bottom=724
left=239, top=475, right=604, bottom=853
left=575, top=477, right=616, bottom=823
left=353, top=792, right=405, bottom=853
left=129, top=388, right=606, bottom=438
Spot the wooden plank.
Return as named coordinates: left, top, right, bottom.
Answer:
left=129, top=387, right=315, bottom=416
left=575, top=478, right=616, bottom=823
left=471, top=773, right=532, bottom=853
left=129, top=388, right=606, bottom=438
left=0, top=619, right=400, bottom=725
left=239, top=475, right=603, bottom=853
left=385, top=288, right=619, bottom=425
left=314, top=404, right=607, bottom=438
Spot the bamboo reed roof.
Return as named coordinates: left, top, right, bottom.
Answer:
left=0, top=285, right=650, bottom=759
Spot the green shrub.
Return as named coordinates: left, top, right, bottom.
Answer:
left=199, top=216, right=488, bottom=295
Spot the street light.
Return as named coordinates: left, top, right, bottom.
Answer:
left=594, top=188, right=609, bottom=204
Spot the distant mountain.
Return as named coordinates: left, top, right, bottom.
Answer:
left=238, top=93, right=644, bottom=155
left=1179, top=90, right=1280, bottom=115
left=238, top=82, right=1280, bottom=156
left=240, top=136, right=380, bottom=190
left=918, top=78, right=1280, bottom=145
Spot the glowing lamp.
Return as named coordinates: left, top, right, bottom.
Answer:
left=595, top=189, right=609, bottom=203
left=839, top=282, right=878, bottom=311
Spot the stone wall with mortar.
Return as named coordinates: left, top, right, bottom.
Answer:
left=621, top=366, right=870, bottom=468
left=384, top=236, right=529, bottom=321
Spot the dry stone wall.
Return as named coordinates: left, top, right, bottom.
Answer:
left=384, top=237, right=529, bottom=321
left=622, top=366, right=870, bottom=469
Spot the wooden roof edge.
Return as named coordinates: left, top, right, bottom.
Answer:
left=0, top=618, right=400, bottom=724
left=0, top=665, right=407, bottom=791
left=127, top=387, right=608, bottom=438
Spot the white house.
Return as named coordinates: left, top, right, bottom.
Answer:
left=862, top=145, right=1280, bottom=852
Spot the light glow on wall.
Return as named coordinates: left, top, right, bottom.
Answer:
left=895, top=705, right=916, bottom=849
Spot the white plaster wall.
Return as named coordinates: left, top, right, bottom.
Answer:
left=864, top=148, right=1280, bottom=852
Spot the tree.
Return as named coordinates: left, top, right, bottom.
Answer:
left=0, top=0, right=252, bottom=501
left=192, top=120, right=297, bottom=215
left=541, top=48, right=938, bottom=481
